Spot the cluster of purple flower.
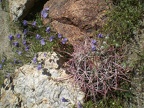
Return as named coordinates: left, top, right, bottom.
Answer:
left=32, top=21, right=36, bottom=27
left=23, top=20, right=37, bottom=27
left=90, top=33, right=103, bottom=51
left=32, top=56, right=37, bottom=63
left=23, top=20, right=27, bottom=26
left=56, top=33, right=68, bottom=44
left=41, top=8, right=49, bottom=19
left=98, top=33, right=103, bottom=38
left=23, top=29, right=28, bottom=35
left=21, top=5, right=68, bottom=46
left=8, top=35, right=14, bottom=41
left=7, top=18, right=70, bottom=71
left=37, top=64, right=42, bottom=70
left=9, top=20, right=40, bottom=55
left=91, top=39, right=97, bottom=51
left=46, top=27, right=50, bottom=33
left=32, top=56, right=42, bottom=71
left=45, top=26, right=68, bottom=44
left=35, top=25, right=68, bottom=45
left=8, top=33, right=30, bottom=55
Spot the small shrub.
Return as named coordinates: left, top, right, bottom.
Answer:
left=65, top=35, right=130, bottom=102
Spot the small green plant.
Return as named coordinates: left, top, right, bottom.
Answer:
left=83, top=101, right=95, bottom=108
left=82, top=80, right=133, bottom=108
left=0, top=12, right=72, bottom=86
left=102, top=0, right=144, bottom=45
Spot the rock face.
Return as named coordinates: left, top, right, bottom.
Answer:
left=43, top=0, right=111, bottom=44
left=51, top=20, right=86, bottom=44
left=0, top=3, right=14, bottom=58
left=9, top=0, right=36, bottom=21
left=0, top=52, right=85, bottom=108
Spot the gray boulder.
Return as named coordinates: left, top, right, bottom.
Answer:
left=0, top=52, right=85, bottom=108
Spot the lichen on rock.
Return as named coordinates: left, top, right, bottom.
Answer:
left=9, top=0, right=36, bottom=21
left=0, top=52, right=85, bottom=108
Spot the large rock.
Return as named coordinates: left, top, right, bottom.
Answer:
left=9, top=0, right=36, bottom=21
left=44, top=0, right=109, bottom=29
left=0, top=3, right=14, bottom=58
left=51, top=20, right=86, bottom=44
left=43, top=0, right=111, bottom=44
left=0, top=52, right=85, bottom=108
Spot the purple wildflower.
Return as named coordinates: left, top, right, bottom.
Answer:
left=23, top=29, right=28, bottom=35
left=1, top=59, right=4, bottom=63
left=61, top=97, right=68, bottom=102
left=0, top=64, right=2, bottom=69
left=40, top=39, right=45, bottom=45
left=1, top=58, right=6, bottom=63
left=45, top=8, right=49, bottom=11
left=42, top=12, right=48, bottom=18
left=91, top=44, right=96, bottom=51
left=91, top=39, right=97, bottom=45
left=41, top=8, right=49, bottom=18
left=32, top=57, right=37, bottom=63
left=23, top=20, right=27, bottom=26
left=22, top=40, right=27, bottom=46
left=16, top=34, right=21, bottom=39
left=25, top=46, right=30, bottom=51
left=32, top=21, right=36, bottom=27
left=58, top=33, right=62, bottom=38
left=62, top=38, right=68, bottom=44
left=44, top=53, right=47, bottom=57
left=17, top=51, right=22, bottom=55
left=8, top=35, right=14, bottom=41
left=46, top=27, right=50, bottom=33
left=13, top=42, right=19, bottom=47
left=49, top=36, right=54, bottom=42
left=77, top=102, right=83, bottom=108
left=98, top=33, right=103, bottom=38
left=36, top=34, right=41, bottom=40
left=37, top=64, right=42, bottom=70
left=13, top=59, right=20, bottom=64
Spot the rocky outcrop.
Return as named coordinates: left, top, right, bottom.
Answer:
left=0, top=52, right=85, bottom=108
left=9, top=0, right=36, bottom=21
left=43, top=0, right=109, bottom=29
left=43, top=0, right=111, bottom=44
left=0, top=3, right=14, bottom=58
